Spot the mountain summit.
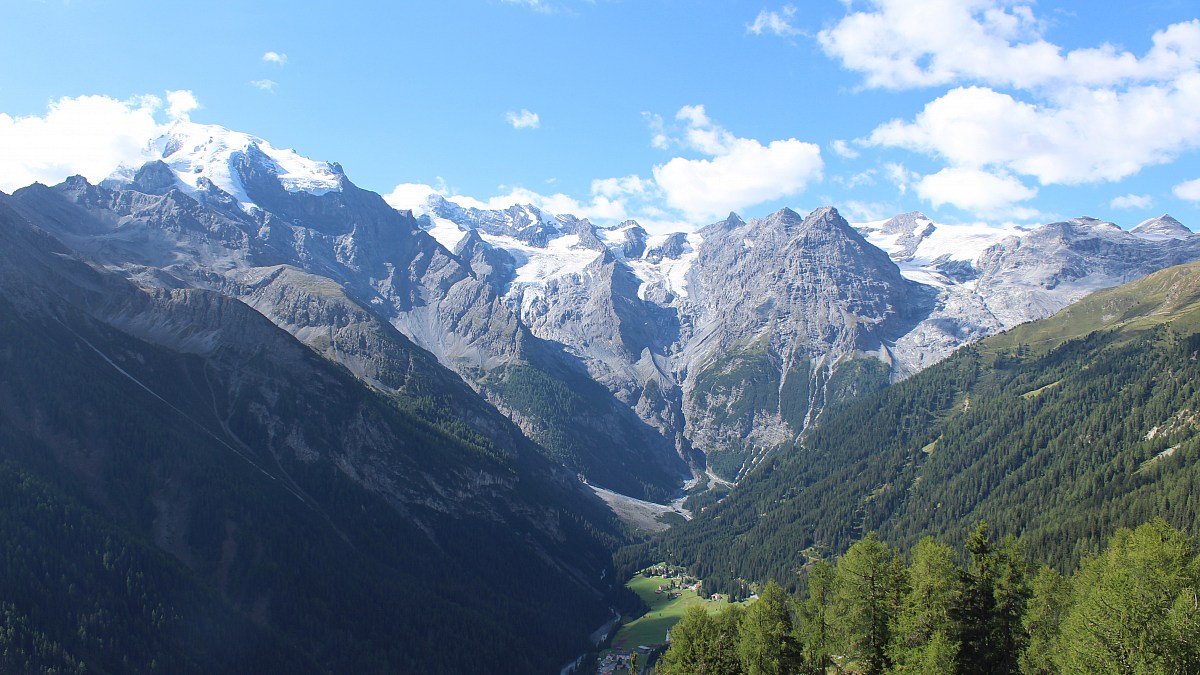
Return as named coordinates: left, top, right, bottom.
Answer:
left=107, top=121, right=344, bottom=212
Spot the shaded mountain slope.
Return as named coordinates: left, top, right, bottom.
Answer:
left=0, top=200, right=622, bottom=673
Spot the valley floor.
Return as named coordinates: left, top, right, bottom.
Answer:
left=589, top=483, right=691, bottom=533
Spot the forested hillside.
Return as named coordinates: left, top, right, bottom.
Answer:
left=655, top=519, right=1200, bottom=674
left=628, top=261, right=1200, bottom=596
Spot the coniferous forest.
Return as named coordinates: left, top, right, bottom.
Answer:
left=656, top=519, right=1200, bottom=674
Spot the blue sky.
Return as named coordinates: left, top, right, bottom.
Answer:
left=2, top=0, right=1199, bottom=232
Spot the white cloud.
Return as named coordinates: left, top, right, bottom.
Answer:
left=262, top=51, right=288, bottom=65
left=384, top=183, right=442, bottom=211
left=841, top=200, right=895, bottom=223
left=819, top=0, right=1200, bottom=91
left=165, top=90, right=199, bottom=121
left=820, top=2, right=1200, bottom=220
left=916, top=167, right=1038, bottom=219
left=250, top=79, right=278, bottom=93
left=591, top=175, right=651, bottom=199
left=868, top=82, right=1200, bottom=186
left=884, top=162, right=917, bottom=195
left=747, top=6, right=799, bottom=37
left=1175, top=178, right=1200, bottom=202
left=1110, top=194, right=1153, bottom=210
left=643, top=112, right=670, bottom=149
left=830, top=139, right=859, bottom=159
left=394, top=105, right=822, bottom=230
left=502, top=0, right=554, bottom=13
left=384, top=177, right=650, bottom=228
left=834, top=169, right=875, bottom=189
left=652, top=106, right=823, bottom=221
left=0, top=92, right=194, bottom=193
left=505, top=109, right=541, bottom=130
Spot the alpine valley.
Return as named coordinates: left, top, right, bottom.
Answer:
left=3, top=121, right=1200, bottom=673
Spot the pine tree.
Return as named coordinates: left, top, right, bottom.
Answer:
left=798, top=561, right=835, bottom=673
left=832, top=532, right=901, bottom=674
left=889, top=537, right=961, bottom=671
left=1053, top=519, right=1200, bottom=673
left=656, top=604, right=741, bottom=675
left=737, top=580, right=800, bottom=675
left=952, top=522, right=1029, bottom=674
left=1018, top=566, right=1070, bottom=675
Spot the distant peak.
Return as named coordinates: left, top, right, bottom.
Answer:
left=107, top=120, right=344, bottom=213
left=1132, top=214, right=1192, bottom=240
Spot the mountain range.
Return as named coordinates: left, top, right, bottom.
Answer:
left=3, top=119, right=1200, bottom=671
left=10, top=121, right=1200, bottom=496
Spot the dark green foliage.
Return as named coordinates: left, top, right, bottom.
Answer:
left=736, top=581, right=801, bottom=675
left=821, top=356, right=891, bottom=414
left=831, top=533, right=903, bottom=674
left=950, top=523, right=1029, bottom=675
left=0, top=201, right=627, bottom=673
left=656, top=520, right=1200, bottom=674
left=655, top=604, right=744, bottom=675
left=889, top=537, right=960, bottom=672
left=0, top=461, right=310, bottom=674
left=797, top=561, right=835, bottom=673
left=1052, top=519, right=1200, bottom=673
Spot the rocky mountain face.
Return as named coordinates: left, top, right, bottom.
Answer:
left=422, top=198, right=1200, bottom=483
left=676, top=208, right=934, bottom=478
left=0, top=198, right=625, bottom=672
left=8, top=122, right=685, bottom=502
left=11, top=120, right=1200, bottom=497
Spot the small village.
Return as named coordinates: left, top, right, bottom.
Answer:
left=590, top=564, right=748, bottom=675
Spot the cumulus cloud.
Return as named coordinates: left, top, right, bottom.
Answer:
left=1175, top=178, right=1200, bottom=202
left=250, top=79, right=279, bottom=93
left=884, top=162, right=917, bottom=195
left=166, top=90, right=199, bottom=121
left=830, top=139, right=859, bottom=159
left=651, top=105, right=823, bottom=221
left=392, top=105, right=822, bottom=230
left=591, top=175, right=651, bottom=199
left=505, top=109, right=541, bottom=130
left=822, top=2, right=1200, bottom=219
left=868, top=83, right=1200, bottom=186
left=384, top=174, right=658, bottom=229
left=747, top=6, right=799, bottom=37
left=841, top=200, right=896, bottom=223
left=384, top=183, right=442, bottom=211
left=1110, top=194, right=1153, bottom=210
left=834, top=169, right=876, bottom=189
left=916, top=167, right=1038, bottom=219
left=819, top=0, right=1200, bottom=91
left=0, top=91, right=194, bottom=193
left=643, top=112, right=670, bottom=149
left=262, top=51, right=288, bottom=65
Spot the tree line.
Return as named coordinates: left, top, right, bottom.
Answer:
left=656, top=519, right=1200, bottom=674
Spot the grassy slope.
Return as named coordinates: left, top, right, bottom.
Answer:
left=611, top=574, right=741, bottom=651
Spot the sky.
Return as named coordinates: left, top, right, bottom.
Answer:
left=2, top=0, right=1199, bottom=233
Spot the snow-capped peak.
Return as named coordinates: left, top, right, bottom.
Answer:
left=1132, top=214, right=1193, bottom=240
left=111, top=121, right=342, bottom=212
